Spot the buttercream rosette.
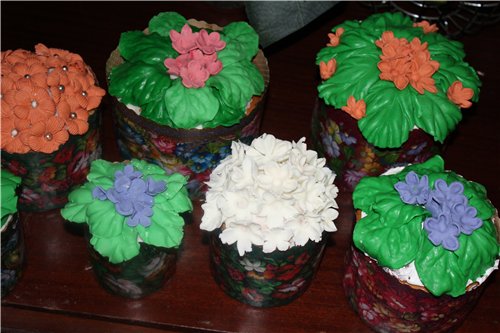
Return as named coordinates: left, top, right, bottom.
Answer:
left=352, top=155, right=499, bottom=297
left=107, top=11, right=265, bottom=129
left=316, top=12, right=481, bottom=148
left=1, top=169, right=21, bottom=228
left=200, top=134, right=339, bottom=256
left=1, top=44, right=105, bottom=154
left=60, top=159, right=192, bottom=264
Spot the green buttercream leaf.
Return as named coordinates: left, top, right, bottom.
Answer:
left=90, top=227, right=140, bottom=264
left=148, top=12, right=187, bottom=37
left=358, top=82, right=416, bottom=148
left=415, top=238, right=468, bottom=297
left=137, top=211, right=184, bottom=248
left=353, top=174, right=395, bottom=211
left=403, top=155, right=445, bottom=175
left=118, top=31, right=176, bottom=65
left=164, top=80, right=219, bottom=128
left=155, top=188, right=193, bottom=213
left=1, top=169, right=21, bottom=224
left=60, top=183, right=95, bottom=223
left=455, top=221, right=499, bottom=285
left=131, top=159, right=169, bottom=178
left=353, top=213, right=424, bottom=268
left=412, top=91, right=462, bottom=143
left=432, top=56, right=481, bottom=103
left=86, top=160, right=123, bottom=189
left=87, top=200, right=124, bottom=238
left=222, top=22, right=259, bottom=61
left=371, top=192, right=430, bottom=226
left=109, top=61, right=172, bottom=108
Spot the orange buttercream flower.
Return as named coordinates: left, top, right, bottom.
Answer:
left=327, top=27, right=344, bottom=47
left=35, top=43, right=84, bottom=65
left=24, top=117, right=69, bottom=153
left=319, top=59, right=337, bottom=80
left=6, top=81, right=55, bottom=123
left=69, top=74, right=106, bottom=111
left=1, top=116, right=31, bottom=154
left=376, top=31, right=439, bottom=94
left=10, top=59, right=47, bottom=88
left=57, top=99, right=89, bottom=135
left=413, top=20, right=439, bottom=34
left=341, top=96, right=366, bottom=120
left=447, top=81, right=474, bottom=108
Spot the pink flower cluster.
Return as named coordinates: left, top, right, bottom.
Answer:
left=164, top=24, right=226, bottom=88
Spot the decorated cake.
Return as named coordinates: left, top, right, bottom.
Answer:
left=312, top=12, right=481, bottom=190
left=106, top=12, right=269, bottom=198
left=1, top=44, right=105, bottom=211
left=201, top=133, right=339, bottom=307
left=61, top=159, right=192, bottom=298
left=344, top=155, right=499, bottom=332
left=1, top=169, right=23, bottom=297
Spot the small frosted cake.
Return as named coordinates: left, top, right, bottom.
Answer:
left=106, top=12, right=269, bottom=198
left=61, top=159, right=192, bottom=298
left=1, top=44, right=105, bottom=211
left=200, top=133, right=339, bottom=307
left=312, top=12, right=481, bottom=190
left=344, top=155, right=499, bottom=332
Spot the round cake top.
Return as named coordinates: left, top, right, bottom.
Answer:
left=200, top=133, right=339, bottom=256
left=108, top=12, right=265, bottom=130
left=60, top=159, right=192, bottom=264
left=352, top=155, right=499, bottom=297
left=316, top=12, right=481, bottom=149
left=1, top=169, right=21, bottom=227
left=1, top=44, right=105, bottom=154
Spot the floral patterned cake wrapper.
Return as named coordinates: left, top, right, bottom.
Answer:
left=1, top=213, right=25, bottom=298
left=311, top=99, right=441, bottom=191
left=84, top=228, right=177, bottom=299
left=105, top=19, right=270, bottom=200
left=1, top=109, right=102, bottom=212
left=209, top=229, right=327, bottom=308
left=343, top=245, right=487, bottom=333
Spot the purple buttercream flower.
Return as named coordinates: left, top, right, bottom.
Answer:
left=394, top=171, right=430, bottom=205
left=92, top=165, right=167, bottom=228
left=424, top=214, right=461, bottom=251
left=425, top=179, right=468, bottom=217
left=450, top=203, right=483, bottom=235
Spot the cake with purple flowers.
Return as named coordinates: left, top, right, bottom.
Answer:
left=343, top=155, right=499, bottom=332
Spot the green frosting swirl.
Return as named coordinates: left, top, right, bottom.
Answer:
left=316, top=12, right=481, bottom=148
left=352, top=155, right=499, bottom=297
left=60, top=159, right=193, bottom=264
left=108, top=11, right=265, bottom=129
left=1, top=169, right=21, bottom=227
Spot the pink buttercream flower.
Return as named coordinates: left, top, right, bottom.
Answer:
left=196, top=29, right=226, bottom=54
left=180, top=60, right=210, bottom=88
left=164, top=53, right=191, bottom=76
left=170, top=24, right=199, bottom=54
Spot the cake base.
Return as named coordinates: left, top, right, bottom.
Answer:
left=1, top=213, right=25, bottom=298
left=311, top=99, right=441, bottom=192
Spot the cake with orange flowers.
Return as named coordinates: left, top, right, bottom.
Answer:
left=311, top=12, right=481, bottom=190
left=1, top=44, right=105, bottom=211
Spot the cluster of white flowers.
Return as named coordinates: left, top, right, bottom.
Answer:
left=200, top=134, right=339, bottom=256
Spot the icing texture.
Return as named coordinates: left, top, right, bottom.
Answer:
left=1, top=44, right=105, bottom=154
left=108, top=12, right=265, bottom=129
left=352, top=155, right=499, bottom=297
left=1, top=169, right=21, bottom=226
left=316, top=12, right=481, bottom=148
left=200, top=134, right=339, bottom=256
left=61, top=159, right=192, bottom=264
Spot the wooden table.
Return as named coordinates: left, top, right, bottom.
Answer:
left=2, top=2, right=499, bottom=332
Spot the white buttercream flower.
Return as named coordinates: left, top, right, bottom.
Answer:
left=200, top=134, right=339, bottom=255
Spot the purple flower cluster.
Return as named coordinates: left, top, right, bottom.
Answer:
left=394, top=172, right=483, bottom=251
left=92, top=165, right=166, bottom=228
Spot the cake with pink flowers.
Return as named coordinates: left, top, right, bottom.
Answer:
left=106, top=12, right=269, bottom=198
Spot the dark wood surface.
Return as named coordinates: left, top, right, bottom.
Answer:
left=2, top=2, right=499, bottom=332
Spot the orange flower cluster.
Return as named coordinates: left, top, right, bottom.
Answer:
left=413, top=20, right=439, bottom=34
left=1, top=44, right=105, bottom=154
left=376, top=31, right=440, bottom=94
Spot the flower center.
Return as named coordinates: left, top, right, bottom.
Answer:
left=62, top=65, right=68, bottom=71
left=45, top=133, right=53, bottom=141
left=24, top=74, right=31, bottom=79
left=81, top=91, right=87, bottom=97
left=11, top=129, right=18, bottom=137
left=58, top=85, right=65, bottom=92
left=31, top=100, right=38, bottom=108
left=70, top=112, right=77, bottom=119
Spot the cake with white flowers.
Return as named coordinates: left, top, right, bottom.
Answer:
left=200, top=133, right=339, bottom=307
